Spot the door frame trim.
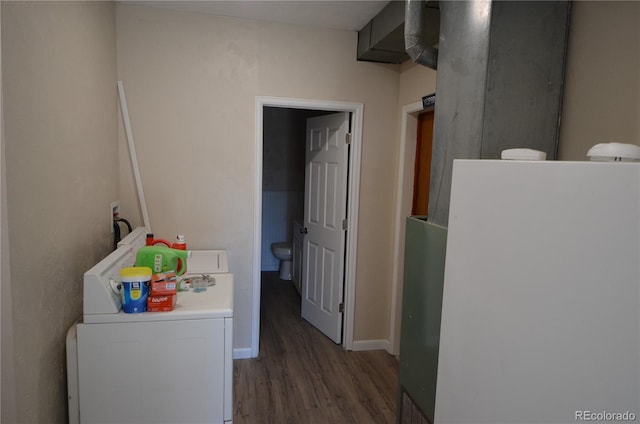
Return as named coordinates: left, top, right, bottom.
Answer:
left=389, top=100, right=425, bottom=355
left=253, top=96, right=363, bottom=357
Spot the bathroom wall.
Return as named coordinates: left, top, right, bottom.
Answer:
left=261, top=107, right=320, bottom=271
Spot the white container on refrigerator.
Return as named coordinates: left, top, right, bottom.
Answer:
left=66, top=242, right=233, bottom=424
left=435, top=159, right=640, bottom=424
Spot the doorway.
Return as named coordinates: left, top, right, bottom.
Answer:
left=252, top=97, right=364, bottom=358
left=412, top=110, right=435, bottom=216
left=260, top=107, right=329, bottom=279
left=389, top=100, right=435, bottom=355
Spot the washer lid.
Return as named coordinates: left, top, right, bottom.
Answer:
left=187, top=250, right=229, bottom=274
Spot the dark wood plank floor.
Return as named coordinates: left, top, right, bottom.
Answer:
left=234, top=272, right=399, bottom=424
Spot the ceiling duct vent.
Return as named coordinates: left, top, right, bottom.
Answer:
left=357, top=1, right=439, bottom=64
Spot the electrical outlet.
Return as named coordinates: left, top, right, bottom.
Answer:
left=110, top=201, right=120, bottom=233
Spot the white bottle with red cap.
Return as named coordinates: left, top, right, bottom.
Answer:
left=172, top=235, right=186, bottom=250
left=172, top=235, right=187, bottom=279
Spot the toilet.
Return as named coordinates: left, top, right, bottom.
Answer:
left=271, top=242, right=293, bottom=280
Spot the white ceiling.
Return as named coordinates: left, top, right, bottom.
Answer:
left=123, top=0, right=391, bottom=31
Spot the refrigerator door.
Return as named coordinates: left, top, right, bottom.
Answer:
left=435, top=160, right=640, bottom=424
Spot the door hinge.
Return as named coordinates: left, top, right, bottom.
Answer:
left=339, top=303, right=345, bottom=313
left=342, top=219, right=348, bottom=230
left=345, top=133, right=352, bottom=145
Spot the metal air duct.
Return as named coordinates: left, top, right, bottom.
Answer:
left=404, top=0, right=438, bottom=69
left=357, top=1, right=439, bottom=64
left=405, top=0, right=571, bottom=226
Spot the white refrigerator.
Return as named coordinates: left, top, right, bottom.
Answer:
left=435, top=159, right=640, bottom=424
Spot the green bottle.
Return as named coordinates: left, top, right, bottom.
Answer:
left=135, top=246, right=190, bottom=276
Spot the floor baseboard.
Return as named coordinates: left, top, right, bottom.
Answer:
left=233, top=348, right=253, bottom=360
left=351, top=339, right=390, bottom=352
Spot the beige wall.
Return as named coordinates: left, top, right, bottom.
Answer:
left=0, top=4, right=10, bottom=422
left=116, top=4, right=401, bottom=350
left=2, top=2, right=117, bottom=422
left=559, top=1, right=640, bottom=160
left=398, top=61, right=437, bottom=109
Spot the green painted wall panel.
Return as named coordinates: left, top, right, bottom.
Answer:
left=397, top=217, right=447, bottom=423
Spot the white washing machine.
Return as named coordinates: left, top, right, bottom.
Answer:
left=66, top=228, right=233, bottom=424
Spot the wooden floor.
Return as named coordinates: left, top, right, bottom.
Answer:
left=233, top=272, right=399, bottom=423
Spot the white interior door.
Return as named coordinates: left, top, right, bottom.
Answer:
left=301, top=112, right=349, bottom=344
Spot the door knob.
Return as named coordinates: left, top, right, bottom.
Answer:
left=300, top=227, right=308, bottom=234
